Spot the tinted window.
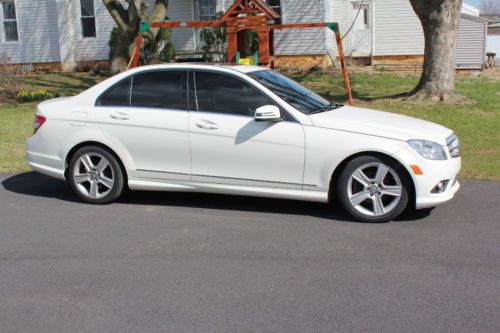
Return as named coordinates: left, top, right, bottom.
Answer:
left=248, top=70, right=333, bottom=114
left=193, top=71, right=271, bottom=117
left=96, top=78, right=131, bottom=107
left=131, top=71, right=187, bottom=110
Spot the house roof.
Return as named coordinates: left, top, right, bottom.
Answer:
left=488, top=23, right=500, bottom=35
left=461, top=13, right=489, bottom=23
left=481, top=14, right=500, bottom=23
left=462, top=3, right=481, bottom=16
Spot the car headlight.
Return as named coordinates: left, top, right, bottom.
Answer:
left=408, top=140, right=447, bottom=160
left=446, top=134, right=461, bottom=158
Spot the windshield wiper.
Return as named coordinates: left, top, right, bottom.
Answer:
left=309, top=103, right=344, bottom=114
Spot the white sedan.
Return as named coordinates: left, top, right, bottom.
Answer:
left=26, top=64, right=461, bottom=222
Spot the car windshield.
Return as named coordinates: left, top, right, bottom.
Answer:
left=248, top=70, right=341, bottom=114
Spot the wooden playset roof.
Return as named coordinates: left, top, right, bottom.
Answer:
left=220, top=0, right=281, bottom=22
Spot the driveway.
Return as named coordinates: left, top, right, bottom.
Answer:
left=1, top=172, right=499, bottom=333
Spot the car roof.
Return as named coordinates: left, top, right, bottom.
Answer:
left=127, top=63, right=267, bottom=74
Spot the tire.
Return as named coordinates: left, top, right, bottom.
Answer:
left=337, top=155, right=410, bottom=222
left=68, top=146, right=125, bottom=204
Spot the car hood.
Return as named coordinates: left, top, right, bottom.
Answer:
left=308, top=106, right=453, bottom=144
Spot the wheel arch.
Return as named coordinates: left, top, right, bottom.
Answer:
left=64, top=141, right=129, bottom=183
left=328, top=151, right=416, bottom=209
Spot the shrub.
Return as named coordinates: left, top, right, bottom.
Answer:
left=0, top=54, right=27, bottom=99
left=16, top=89, right=59, bottom=103
left=74, top=55, right=98, bottom=73
left=140, top=17, right=176, bottom=65
left=200, top=12, right=227, bottom=62
left=309, top=65, right=322, bottom=73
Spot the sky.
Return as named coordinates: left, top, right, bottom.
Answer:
left=464, top=0, right=482, bottom=8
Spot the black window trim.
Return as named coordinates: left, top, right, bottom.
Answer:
left=80, top=0, right=97, bottom=38
left=1, top=0, right=19, bottom=42
left=95, top=69, right=189, bottom=111
left=189, top=69, right=298, bottom=123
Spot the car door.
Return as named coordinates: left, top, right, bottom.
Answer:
left=94, top=70, right=190, bottom=181
left=189, top=70, right=305, bottom=189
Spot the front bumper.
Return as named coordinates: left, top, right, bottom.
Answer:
left=392, top=146, right=461, bottom=210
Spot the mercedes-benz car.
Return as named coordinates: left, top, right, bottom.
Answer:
left=26, top=64, right=461, bottom=222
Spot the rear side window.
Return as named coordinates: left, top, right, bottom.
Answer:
left=131, top=71, right=187, bottom=110
left=193, top=71, right=271, bottom=117
left=96, top=78, right=131, bottom=107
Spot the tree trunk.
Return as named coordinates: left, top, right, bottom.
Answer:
left=408, top=0, right=463, bottom=102
left=103, top=0, right=169, bottom=73
left=109, top=30, right=131, bottom=74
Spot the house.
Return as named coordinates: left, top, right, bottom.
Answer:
left=482, top=15, right=500, bottom=65
left=0, top=0, right=488, bottom=70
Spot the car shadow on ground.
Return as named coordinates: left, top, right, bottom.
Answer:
left=2, top=172, right=432, bottom=223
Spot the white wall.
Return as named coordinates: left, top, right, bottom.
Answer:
left=73, top=0, right=128, bottom=61
left=456, top=15, right=487, bottom=69
left=326, top=0, right=349, bottom=56
left=486, top=35, right=500, bottom=65
left=373, top=0, right=425, bottom=56
left=274, top=0, right=328, bottom=55
left=169, top=0, right=195, bottom=53
left=0, top=0, right=61, bottom=64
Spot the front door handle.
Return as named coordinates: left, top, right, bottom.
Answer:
left=110, top=112, right=130, bottom=121
left=195, top=120, right=219, bottom=130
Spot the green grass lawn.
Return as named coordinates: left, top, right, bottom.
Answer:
left=0, top=73, right=103, bottom=173
left=292, top=71, right=500, bottom=180
left=1, top=71, right=499, bottom=179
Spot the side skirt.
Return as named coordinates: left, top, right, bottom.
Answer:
left=128, top=178, right=328, bottom=203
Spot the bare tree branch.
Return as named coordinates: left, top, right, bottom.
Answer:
left=103, top=0, right=130, bottom=33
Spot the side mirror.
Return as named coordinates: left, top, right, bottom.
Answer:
left=254, top=105, right=282, bottom=122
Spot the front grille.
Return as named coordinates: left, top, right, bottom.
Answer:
left=446, top=133, right=460, bottom=158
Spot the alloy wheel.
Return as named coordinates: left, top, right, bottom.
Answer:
left=347, top=162, right=403, bottom=217
left=72, top=153, right=115, bottom=199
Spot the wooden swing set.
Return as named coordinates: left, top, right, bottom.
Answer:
left=127, top=0, right=353, bottom=105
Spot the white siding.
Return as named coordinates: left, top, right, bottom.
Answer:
left=487, top=35, right=500, bottom=65
left=274, top=0, right=327, bottom=55
left=169, top=0, right=195, bottom=52
left=328, top=0, right=349, bottom=55
left=456, top=15, right=487, bottom=69
left=73, top=0, right=128, bottom=61
left=71, top=0, right=195, bottom=59
left=0, top=0, right=60, bottom=64
left=373, top=0, right=424, bottom=56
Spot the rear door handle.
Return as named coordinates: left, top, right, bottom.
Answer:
left=110, top=112, right=130, bottom=121
left=195, top=120, right=219, bottom=130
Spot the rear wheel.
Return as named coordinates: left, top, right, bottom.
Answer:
left=69, top=146, right=125, bottom=204
left=337, top=155, right=410, bottom=222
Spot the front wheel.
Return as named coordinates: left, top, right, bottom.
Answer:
left=69, top=146, right=125, bottom=204
left=337, top=155, right=410, bottom=222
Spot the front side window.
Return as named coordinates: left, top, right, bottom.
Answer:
left=131, top=71, right=187, bottom=110
left=198, top=0, right=216, bottom=21
left=248, top=70, right=332, bottom=114
left=193, top=71, right=272, bottom=117
left=80, top=0, right=96, bottom=38
left=1, top=1, right=18, bottom=42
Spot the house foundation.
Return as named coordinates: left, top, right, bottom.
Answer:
left=274, top=54, right=333, bottom=69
